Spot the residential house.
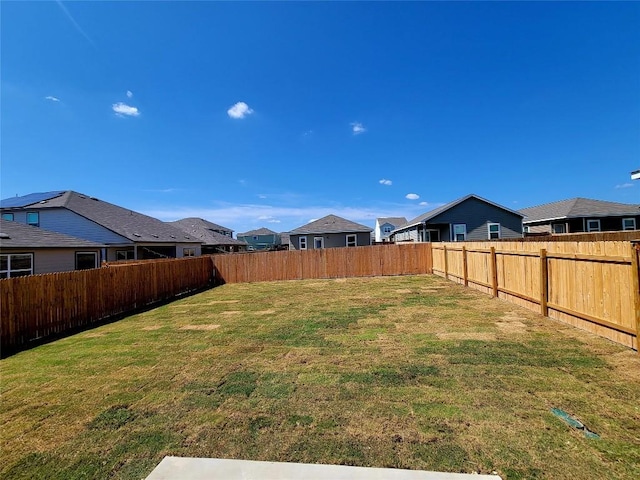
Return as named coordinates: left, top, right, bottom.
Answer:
left=236, top=228, right=281, bottom=251
left=0, top=219, right=105, bottom=277
left=390, top=194, right=524, bottom=242
left=0, top=191, right=202, bottom=262
left=289, top=214, right=373, bottom=250
left=169, top=218, right=248, bottom=253
left=519, top=197, right=640, bottom=234
left=374, top=217, right=407, bottom=243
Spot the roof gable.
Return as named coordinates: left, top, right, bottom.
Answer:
left=238, top=228, right=278, bottom=237
left=290, top=214, right=372, bottom=235
left=169, top=218, right=247, bottom=246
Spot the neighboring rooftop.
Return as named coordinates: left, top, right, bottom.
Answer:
left=519, top=198, right=640, bottom=223
left=0, top=219, right=105, bottom=249
left=377, top=217, right=408, bottom=226
left=169, top=218, right=247, bottom=246
left=1, top=191, right=200, bottom=244
left=237, top=228, right=279, bottom=237
left=290, top=214, right=372, bottom=235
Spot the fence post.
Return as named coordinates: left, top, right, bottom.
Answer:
left=462, top=246, right=468, bottom=287
left=490, top=247, right=498, bottom=297
left=630, top=242, right=640, bottom=354
left=540, top=248, right=548, bottom=317
left=443, top=245, right=448, bottom=280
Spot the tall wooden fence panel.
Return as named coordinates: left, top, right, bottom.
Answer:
left=1, top=256, right=214, bottom=355
left=211, top=243, right=433, bottom=284
left=432, top=241, right=638, bottom=350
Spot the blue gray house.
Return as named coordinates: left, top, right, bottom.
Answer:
left=390, top=194, right=524, bottom=242
left=236, top=228, right=281, bottom=251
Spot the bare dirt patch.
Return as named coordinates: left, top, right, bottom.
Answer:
left=179, top=325, right=221, bottom=331
left=436, top=332, right=496, bottom=341
left=254, top=310, right=276, bottom=315
left=220, top=311, right=241, bottom=315
left=141, top=325, right=162, bottom=331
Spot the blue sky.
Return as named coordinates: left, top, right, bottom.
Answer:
left=2, top=1, right=639, bottom=234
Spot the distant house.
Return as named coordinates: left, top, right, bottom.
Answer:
left=0, top=219, right=105, bottom=277
left=0, top=191, right=202, bottom=262
left=289, top=214, right=373, bottom=250
left=168, top=218, right=248, bottom=253
left=519, top=198, right=640, bottom=234
left=236, top=228, right=281, bottom=251
left=374, top=217, right=407, bottom=243
left=390, top=194, right=524, bottom=242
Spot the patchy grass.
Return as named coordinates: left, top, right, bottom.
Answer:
left=1, top=274, right=639, bottom=479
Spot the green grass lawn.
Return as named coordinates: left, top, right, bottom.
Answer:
left=1, top=274, right=639, bottom=479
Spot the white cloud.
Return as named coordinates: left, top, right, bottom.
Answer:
left=126, top=90, right=133, bottom=98
left=405, top=193, right=420, bottom=200
left=419, top=201, right=429, bottom=206
left=227, top=101, right=254, bottom=119
left=44, top=96, right=60, bottom=102
left=258, top=194, right=268, bottom=199
left=112, top=102, right=140, bottom=117
left=379, top=179, right=392, bottom=186
left=615, top=183, right=634, bottom=189
left=351, top=122, right=366, bottom=135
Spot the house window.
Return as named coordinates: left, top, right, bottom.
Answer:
left=299, top=236, right=307, bottom=250
left=488, top=223, right=501, bottom=240
left=26, top=212, right=39, bottom=227
left=586, top=219, right=601, bottom=232
left=382, top=225, right=392, bottom=233
left=452, top=224, right=466, bottom=242
left=523, top=225, right=530, bottom=233
left=183, top=248, right=195, bottom=257
left=0, top=253, right=33, bottom=278
left=116, top=250, right=135, bottom=260
left=253, top=236, right=258, bottom=240
left=552, top=223, right=566, bottom=234
left=622, top=218, right=636, bottom=231
left=76, top=252, right=98, bottom=270
left=425, top=230, right=440, bottom=242
left=314, top=237, right=324, bottom=249
left=346, top=234, right=357, bottom=247
left=2, top=213, right=14, bottom=221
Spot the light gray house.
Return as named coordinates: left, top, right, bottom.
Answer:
left=390, top=194, right=523, bottom=242
left=0, top=191, right=202, bottom=262
left=374, top=217, right=407, bottom=243
left=0, top=219, right=105, bottom=277
left=289, top=214, right=373, bottom=250
left=519, top=198, right=640, bottom=234
left=236, top=228, right=281, bottom=251
left=169, top=218, right=248, bottom=253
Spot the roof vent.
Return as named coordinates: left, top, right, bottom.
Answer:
left=151, top=234, right=159, bottom=238
left=0, top=233, right=9, bottom=239
left=90, top=197, right=99, bottom=201
left=170, top=235, right=176, bottom=239
left=133, top=233, right=141, bottom=237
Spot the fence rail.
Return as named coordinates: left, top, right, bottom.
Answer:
left=1, top=256, right=214, bottom=355
left=211, top=243, right=433, bottom=284
left=432, top=240, right=639, bottom=350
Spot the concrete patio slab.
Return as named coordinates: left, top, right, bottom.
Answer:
left=145, top=456, right=502, bottom=480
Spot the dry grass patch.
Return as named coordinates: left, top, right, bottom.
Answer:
left=2, top=274, right=639, bottom=480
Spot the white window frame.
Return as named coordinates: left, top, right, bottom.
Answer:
left=382, top=225, right=392, bottom=234
left=552, top=223, right=566, bottom=234
left=1, top=253, right=34, bottom=278
left=523, top=225, right=530, bottom=233
left=183, top=247, right=195, bottom=257
left=622, top=218, right=636, bottom=231
left=116, top=250, right=135, bottom=260
left=586, top=219, right=601, bottom=232
left=314, top=236, right=324, bottom=249
left=346, top=234, right=357, bottom=247
left=299, top=236, right=307, bottom=250
left=452, top=224, right=466, bottom=242
left=488, top=223, right=501, bottom=240
left=76, top=251, right=98, bottom=270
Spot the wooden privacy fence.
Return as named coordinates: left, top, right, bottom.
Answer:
left=432, top=241, right=640, bottom=350
left=1, top=256, right=214, bottom=355
left=211, top=243, right=433, bottom=284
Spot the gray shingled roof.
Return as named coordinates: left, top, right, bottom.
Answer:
left=519, top=198, right=640, bottom=223
left=0, top=219, right=105, bottom=248
left=289, top=215, right=372, bottom=235
left=1, top=191, right=200, bottom=244
left=237, top=227, right=279, bottom=237
left=169, top=218, right=247, bottom=246
left=377, top=217, right=407, bottom=226
left=398, top=194, right=524, bottom=230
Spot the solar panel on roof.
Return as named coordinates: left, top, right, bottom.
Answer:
left=0, top=191, right=66, bottom=208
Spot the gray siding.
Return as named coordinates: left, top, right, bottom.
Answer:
left=11, top=208, right=130, bottom=244
left=429, top=197, right=523, bottom=240
left=1, top=247, right=101, bottom=274
left=290, top=232, right=371, bottom=250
